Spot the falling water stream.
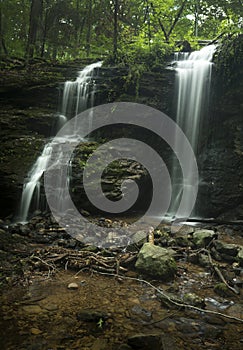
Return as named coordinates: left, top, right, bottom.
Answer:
left=170, top=45, right=216, bottom=218
left=18, top=46, right=216, bottom=223
left=18, top=61, right=102, bottom=223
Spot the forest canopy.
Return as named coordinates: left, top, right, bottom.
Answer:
left=0, top=0, right=242, bottom=61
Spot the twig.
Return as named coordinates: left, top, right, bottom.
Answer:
left=201, top=249, right=239, bottom=295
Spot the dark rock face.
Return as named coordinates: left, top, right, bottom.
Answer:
left=0, top=60, right=175, bottom=218
left=197, top=35, right=243, bottom=218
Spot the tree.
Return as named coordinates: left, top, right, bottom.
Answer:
left=0, top=0, right=8, bottom=55
left=151, top=0, right=187, bottom=43
left=26, top=0, right=43, bottom=59
left=113, top=0, right=119, bottom=61
left=86, top=0, right=93, bottom=57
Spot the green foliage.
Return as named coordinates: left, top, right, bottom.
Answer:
left=0, top=0, right=242, bottom=62
left=214, top=33, right=243, bottom=87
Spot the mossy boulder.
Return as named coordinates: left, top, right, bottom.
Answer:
left=192, top=230, right=217, bottom=248
left=135, top=243, right=177, bottom=280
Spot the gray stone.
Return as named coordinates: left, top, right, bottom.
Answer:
left=67, top=283, right=79, bottom=290
left=132, top=230, right=147, bottom=245
left=192, top=229, right=216, bottom=248
left=135, top=243, right=177, bottom=280
left=214, top=241, right=239, bottom=257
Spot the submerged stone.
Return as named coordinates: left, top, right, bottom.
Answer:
left=135, top=243, right=177, bottom=280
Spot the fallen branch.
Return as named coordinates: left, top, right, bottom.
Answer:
left=93, top=272, right=243, bottom=324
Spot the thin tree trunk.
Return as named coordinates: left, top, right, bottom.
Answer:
left=86, top=0, right=92, bottom=57
left=40, top=6, right=48, bottom=57
left=0, top=3, right=8, bottom=55
left=167, top=0, right=187, bottom=40
left=113, top=0, right=119, bottom=61
left=194, top=0, right=199, bottom=37
left=26, top=0, right=43, bottom=60
left=150, top=2, right=169, bottom=43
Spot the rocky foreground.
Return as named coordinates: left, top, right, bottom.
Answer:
left=0, top=214, right=242, bottom=349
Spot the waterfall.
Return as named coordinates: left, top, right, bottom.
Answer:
left=18, top=61, right=102, bottom=223
left=170, top=45, right=216, bottom=218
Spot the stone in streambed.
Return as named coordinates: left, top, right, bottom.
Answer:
left=183, top=293, right=205, bottom=308
left=76, top=310, right=108, bottom=322
left=192, top=229, right=216, bottom=248
left=67, top=283, right=79, bottom=290
left=237, top=248, right=243, bottom=266
left=31, top=328, right=42, bottom=335
left=214, top=240, right=239, bottom=257
left=135, top=243, right=177, bottom=280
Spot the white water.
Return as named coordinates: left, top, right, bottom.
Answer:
left=170, top=45, right=216, bottom=217
left=18, top=61, right=102, bottom=223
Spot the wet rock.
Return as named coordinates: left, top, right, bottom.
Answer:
left=22, top=305, right=43, bottom=314
left=192, top=229, right=216, bottom=248
left=68, top=283, right=79, bottom=290
left=76, top=310, right=108, bottom=322
left=31, top=328, right=42, bottom=335
left=183, top=293, right=205, bottom=308
left=19, top=225, right=31, bottom=236
left=0, top=229, right=6, bottom=235
left=91, top=339, right=108, bottom=350
left=214, top=283, right=234, bottom=297
left=118, top=345, right=133, bottom=350
left=127, top=334, right=163, bottom=350
left=175, top=235, right=190, bottom=247
left=198, top=253, right=210, bottom=267
left=204, top=315, right=226, bottom=326
left=135, top=243, right=177, bottom=280
left=214, top=241, right=239, bottom=257
left=237, top=248, right=243, bottom=266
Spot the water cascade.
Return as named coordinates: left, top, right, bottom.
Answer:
left=170, top=45, right=216, bottom=217
left=18, top=61, right=102, bottom=223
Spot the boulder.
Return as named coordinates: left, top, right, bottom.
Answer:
left=214, top=241, right=239, bottom=257
left=192, top=230, right=216, bottom=248
left=135, top=243, right=177, bottom=280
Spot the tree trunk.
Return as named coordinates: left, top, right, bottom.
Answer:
left=26, top=0, right=43, bottom=60
left=40, top=1, right=49, bottom=57
left=194, top=0, right=199, bottom=37
left=86, top=0, right=92, bottom=57
left=0, top=3, right=8, bottom=55
left=113, top=0, right=119, bottom=62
